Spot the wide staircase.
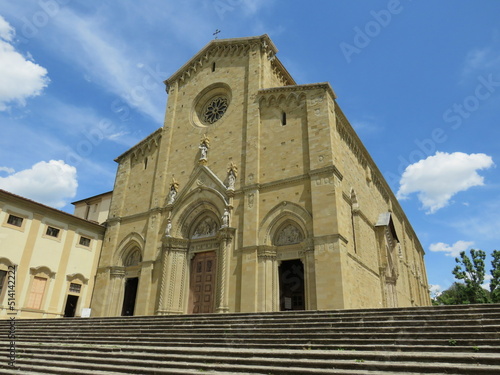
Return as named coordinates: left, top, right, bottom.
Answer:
left=1, top=304, right=500, bottom=374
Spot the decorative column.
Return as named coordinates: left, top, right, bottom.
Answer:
left=216, top=227, right=235, bottom=313
left=156, top=237, right=189, bottom=315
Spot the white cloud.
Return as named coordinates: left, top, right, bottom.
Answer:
left=429, top=240, right=475, bottom=257
left=0, top=16, right=49, bottom=111
left=429, top=284, right=442, bottom=298
left=0, top=166, right=15, bottom=174
left=0, top=160, right=78, bottom=208
left=397, top=152, right=494, bottom=214
left=0, top=14, right=14, bottom=41
left=462, top=46, right=500, bottom=78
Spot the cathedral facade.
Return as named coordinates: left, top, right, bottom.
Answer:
left=90, top=35, right=430, bottom=317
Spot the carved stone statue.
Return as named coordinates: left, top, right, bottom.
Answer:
left=165, top=219, right=172, bottom=237
left=167, top=177, right=179, bottom=204
left=222, top=208, right=230, bottom=228
left=199, top=134, right=210, bottom=162
left=227, top=162, right=238, bottom=190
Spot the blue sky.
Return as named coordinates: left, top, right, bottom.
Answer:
left=1, top=0, right=499, bottom=296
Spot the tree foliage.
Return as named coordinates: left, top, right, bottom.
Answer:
left=490, top=250, right=500, bottom=303
left=433, top=249, right=500, bottom=305
left=451, top=249, right=490, bottom=304
left=433, top=282, right=468, bottom=305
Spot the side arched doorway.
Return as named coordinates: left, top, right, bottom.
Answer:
left=257, top=214, right=312, bottom=312
left=121, top=248, right=141, bottom=316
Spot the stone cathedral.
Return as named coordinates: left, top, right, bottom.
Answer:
left=90, top=35, right=430, bottom=317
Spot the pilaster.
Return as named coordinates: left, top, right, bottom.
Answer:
left=108, top=266, right=125, bottom=316
left=157, top=237, right=189, bottom=315
left=257, top=246, right=277, bottom=312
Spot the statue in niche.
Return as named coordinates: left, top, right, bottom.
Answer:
left=167, top=177, right=179, bottom=204
left=192, top=217, right=218, bottom=238
left=199, top=134, right=210, bottom=162
left=275, top=224, right=303, bottom=246
left=227, top=162, right=238, bottom=190
left=124, top=250, right=141, bottom=267
left=165, top=219, right=172, bottom=237
left=222, top=208, right=230, bottom=228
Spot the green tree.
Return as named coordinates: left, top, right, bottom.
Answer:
left=490, top=250, right=500, bottom=303
left=434, top=282, right=469, bottom=305
left=452, top=249, right=490, bottom=304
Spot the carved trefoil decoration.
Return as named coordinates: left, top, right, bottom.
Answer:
left=275, top=223, right=304, bottom=246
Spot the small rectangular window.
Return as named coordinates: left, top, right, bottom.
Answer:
left=79, top=236, right=91, bottom=247
left=69, top=283, right=81, bottom=293
left=281, top=112, right=287, bottom=126
left=46, top=226, right=60, bottom=238
left=7, top=214, right=23, bottom=227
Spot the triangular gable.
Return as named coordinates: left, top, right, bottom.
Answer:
left=173, top=164, right=229, bottom=206
left=164, top=34, right=295, bottom=93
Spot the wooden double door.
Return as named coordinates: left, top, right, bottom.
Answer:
left=188, top=251, right=217, bottom=314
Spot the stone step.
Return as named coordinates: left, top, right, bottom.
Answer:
left=6, top=348, right=500, bottom=374
left=12, top=329, right=500, bottom=341
left=5, top=344, right=500, bottom=366
left=6, top=304, right=500, bottom=325
left=9, top=336, right=500, bottom=352
left=9, top=307, right=500, bottom=321
left=5, top=340, right=499, bottom=353
left=10, top=317, right=500, bottom=331
left=3, top=304, right=500, bottom=374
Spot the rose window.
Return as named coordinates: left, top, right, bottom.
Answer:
left=203, top=96, right=228, bottom=124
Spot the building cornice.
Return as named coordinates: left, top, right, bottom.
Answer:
left=114, top=128, right=162, bottom=163
left=0, top=189, right=105, bottom=232
left=258, top=82, right=337, bottom=101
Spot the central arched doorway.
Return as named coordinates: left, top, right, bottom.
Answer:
left=187, top=214, right=220, bottom=314
left=188, top=251, right=217, bottom=314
